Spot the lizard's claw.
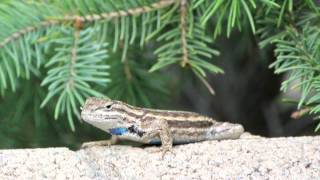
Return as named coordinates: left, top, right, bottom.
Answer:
left=152, top=145, right=174, bottom=159
left=161, top=146, right=175, bottom=159
left=148, top=146, right=175, bottom=159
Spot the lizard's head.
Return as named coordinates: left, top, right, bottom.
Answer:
left=81, top=97, right=128, bottom=132
left=209, top=122, right=244, bottom=140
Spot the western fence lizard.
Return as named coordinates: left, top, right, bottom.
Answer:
left=81, top=97, right=244, bottom=155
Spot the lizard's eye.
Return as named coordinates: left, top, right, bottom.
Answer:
left=105, top=104, right=112, bottom=110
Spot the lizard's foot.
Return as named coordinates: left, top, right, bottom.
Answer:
left=160, top=146, right=175, bottom=159
left=81, top=140, right=113, bottom=149
left=148, top=146, right=175, bottom=159
left=81, top=136, right=118, bottom=149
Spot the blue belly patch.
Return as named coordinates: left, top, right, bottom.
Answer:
left=149, top=139, right=161, bottom=145
left=109, top=128, right=128, bottom=135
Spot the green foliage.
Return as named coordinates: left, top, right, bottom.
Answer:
left=257, top=0, right=320, bottom=131
left=0, top=0, right=319, bottom=141
left=197, top=0, right=279, bottom=38
left=269, top=26, right=320, bottom=131
left=0, top=0, right=167, bottom=131
left=107, top=58, right=168, bottom=107
left=148, top=1, right=223, bottom=91
left=0, top=1, right=58, bottom=92
left=40, top=27, right=109, bottom=131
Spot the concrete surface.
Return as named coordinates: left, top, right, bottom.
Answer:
left=0, top=136, right=319, bottom=179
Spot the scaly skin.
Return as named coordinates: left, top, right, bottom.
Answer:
left=81, top=97, right=244, bottom=156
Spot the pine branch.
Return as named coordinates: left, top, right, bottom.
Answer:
left=180, top=0, right=189, bottom=67
left=0, top=0, right=178, bottom=128
left=0, top=1, right=60, bottom=48
left=0, top=20, right=59, bottom=49
left=149, top=1, right=222, bottom=94
left=106, top=50, right=168, bottom=107
left=58, top=0, right=175, bottom=62
left=270, top=26, right=320, bottom=129
left=0, top=0, right=175, bottom=48
left=256, top=0, right=296, bottom=48
left=0, top=0, right=175, bottom=67
left=40, top=27, right=110, bottom=130
left=55, top=0, right=176, bottom=22
left=198, top=0, right=279, bottom=38
left=0, top=1, right=61, bottom=92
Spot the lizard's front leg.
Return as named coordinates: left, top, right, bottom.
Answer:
left=81, top=135, right=118, bottom=148
left=141, top=119, right=173, bottom=157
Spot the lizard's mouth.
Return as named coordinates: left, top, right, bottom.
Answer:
left=209, top=122, right=244, bottom=139
left=80, top=112, right=126, bottom=132
left=83, top=119, right=125, bottom=132
left=81, top=113, right=121, bottom=122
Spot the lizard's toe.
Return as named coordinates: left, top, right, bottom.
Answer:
left=160, top=146, right=175, bottom=159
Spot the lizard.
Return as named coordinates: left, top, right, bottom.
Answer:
left=80, top=97, right=245, bottom=156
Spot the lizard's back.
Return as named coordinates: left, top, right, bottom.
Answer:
left=138, top=108, right=244, bottom=144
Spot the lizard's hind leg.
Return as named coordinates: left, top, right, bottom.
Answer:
left=141, top=118, right=174, bottom=158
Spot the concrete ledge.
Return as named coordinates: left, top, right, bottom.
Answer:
left=0, top=136, right=319, bottom=179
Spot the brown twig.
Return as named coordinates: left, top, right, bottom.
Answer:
left=0, top=0, right=176, bottom=49
left=180, top=0, right=189, bottom=67
left=291, top=108, right=311, bottom=119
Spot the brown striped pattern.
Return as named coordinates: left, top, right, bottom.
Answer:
left=83, top=98, right=215, bottom=129
left=167, top=120, right=213, bottom=128
left=108, top=100, right=214, bottom=129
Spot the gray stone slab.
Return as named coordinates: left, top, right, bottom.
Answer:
left=0, top=136, right=319, bottom=179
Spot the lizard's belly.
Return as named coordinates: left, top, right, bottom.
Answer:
left=149, top=124, right=243, bottom=144
left=117, top=134, right=146, bottom=143
left=118, top=128, right=211, bottom=145
left=116, top=123, right=244, bottom=145
left=170, top=128, right=210, bottom=144
left=147, top=134, right=209, bottom=145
